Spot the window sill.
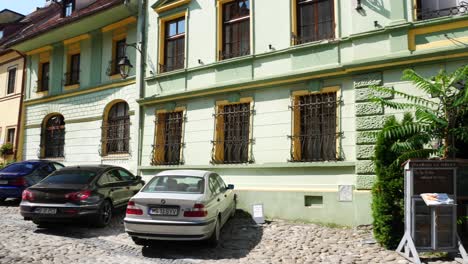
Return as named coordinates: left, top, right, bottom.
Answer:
left=64, top=84, right=80, bottom=90
left=101, top=154, right=131, bottom=160
left=36, top=90, right=49, bottom=96
left=139, top=161, right=355, bottom=170
left=109, top=74, right=122, bottom=80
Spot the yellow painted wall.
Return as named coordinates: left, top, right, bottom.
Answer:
left=0, top=51, right=24, bottom=162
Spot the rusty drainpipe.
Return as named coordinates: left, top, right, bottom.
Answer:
left=13, top=50, right=27, bottom=162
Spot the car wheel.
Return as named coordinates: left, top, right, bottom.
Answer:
left=207, top=218, right=220, bottom=247
left=94, top=200, right=113, bottom=228
left=231, top=198, right=237, bottom=218
left=33, top=220, right=53, bottom=228
left=131, top=236, right=149, bottom=246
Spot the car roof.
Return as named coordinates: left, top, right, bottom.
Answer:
left=57, top=165, right=115, bottom=173
left=156, top=170, right=213, bottom=177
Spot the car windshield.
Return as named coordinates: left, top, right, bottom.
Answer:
left=142, top=176, right=205, bottom=194
left=40, top=170, right=97, bottom=185
left=0, top=162, right=40, bottom=174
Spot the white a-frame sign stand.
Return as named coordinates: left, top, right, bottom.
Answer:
left=397, top=160, right=468, bottom=264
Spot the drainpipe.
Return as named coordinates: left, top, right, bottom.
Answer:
left=14, top=50, right=27, bottom=162
left=136, top=0, right=147, bottom=175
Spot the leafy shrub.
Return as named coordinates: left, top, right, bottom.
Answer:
left=0, top=143, right=13, bottom=156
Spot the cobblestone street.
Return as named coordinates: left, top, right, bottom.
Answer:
left=0, top=200, right=462, bottom=264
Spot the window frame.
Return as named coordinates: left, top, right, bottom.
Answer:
left=64, top=42, right=81, bottom=89
left=217, top=0, right=252, bottom=61
left=289, top=86, right=341, bottom=162
left=109, top=28, right=128, bottom=78
left=211, top=97, right=254, bottom=164
left=6, top=127, right=15, bottom=145
left=6, top=66, right=17, bottom=95
left=63, top=0, right=76, bottom=17
left=38, top=61, right=50, bottom=92
left=158, top=12, right=187, bottom=74
left=152, top=107, right=186, bottom=165
left=102, top=101, right=131, bottom=156
left=291, top=0, right=336, bottom=46
left=414, top=0, right=467, bottom=21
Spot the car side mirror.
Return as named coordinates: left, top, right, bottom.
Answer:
left=227, top=184, right=234, bottom=190
left=135, top=176, right=145, bottom=185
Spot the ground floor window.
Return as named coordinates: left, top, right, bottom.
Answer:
left=152, top=110, right=185, bottom=165
left=43, top=114, right=65, bottom=158
left=290, top=90, right=339, bottom=162
left=102, top=101, right=130, bottom=155
left=212, top=101, right=253, bottom=164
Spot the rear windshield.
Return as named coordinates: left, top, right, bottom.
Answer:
left=41, top=170, right=97, bottom=185
left=0, top=162, right=39, bottom=174
left=142, top=176, right=205, bottom=194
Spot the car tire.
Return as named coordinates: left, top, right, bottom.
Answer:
left=33, top=220, right=53, bottom=228
left=231, top=197, right=237, bottom=218
left=207, top=218, right=220, bottom=247
left=94, top=200, right=113, bottom=228
left=131, top=236, right=149, bottom=246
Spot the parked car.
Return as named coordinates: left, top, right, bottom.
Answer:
left=124, top=170, right=236, bottom=246
left=20, top=165, right=145, bottom=227
left=0, top=160, right=64, bottom=202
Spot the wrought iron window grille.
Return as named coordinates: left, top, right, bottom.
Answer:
left=42, top=115, right=66, bottom=158
left=101, top=119, right=130, bottom=155
left=211, top=103, right=255, bottom=164
left=417, top=1, right=468, bottom=20
left=159, top=57, right=185, bottom=73
left=63, top=70, right=80, bottom=86
left=36, top=77, right=49, bottom=92
left=288, top=92, right=341, bottom=162
left=151, top=111, right=186, bottom=166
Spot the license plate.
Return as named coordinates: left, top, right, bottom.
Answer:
left=0, top=180, right=7, bottom=185
left=34, top=208, right=57, bottom=214
left=149, top=207, right=178, bottom=216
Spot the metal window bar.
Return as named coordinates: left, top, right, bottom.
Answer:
left=417, top=1, right=468, bottom=20
left=293, top=0, right=334, bottom=45
left=102, top=116, right=130, bottom=155
left=64, top=70, right=80, bottom=86
left=290, top=92, right=339, bottom=162
left=212, top=103, right=254, bottom=164
left=44, top=117, right=65, bottom=158
left=36, top=77, right=49, bottom=92
left=159, top=53, right=185, bottom=73
left=151, top=112, right=185, bottom=165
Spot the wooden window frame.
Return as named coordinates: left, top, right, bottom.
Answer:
left=152, top=107, right=186, bottom=165
left=64, top=43, right=81, bottom=89
left=212, top=97, right=254, bottom=164
left=217, top=0, right=251, bottom=61
left=38, top=56, right=50, bottom=93
left=290, top=87, right=341, bottom=162
left=6, top=66, right=17, bottom=95
left=4, top=127, right=15, bottom=155
left=158, top=12, right=187, bottom=74
left=63, top=0, right=75, bottom=17
left=109, top=28, right=128, bottom=79
left=291, top=0, right=336, bottom=46
left=101, top=101, right=131, bottom=156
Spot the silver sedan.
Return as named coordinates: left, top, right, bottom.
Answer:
left=124, top=170, right=236, bottom=246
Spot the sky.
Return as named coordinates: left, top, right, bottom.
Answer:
left=0, top=0, right=46, bottom=16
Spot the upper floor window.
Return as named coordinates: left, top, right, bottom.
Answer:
left=416, top=0, right=467, bottom=20
left=43, top=114, right=65, bottom=158
left=152, top=110, right=185, bottom=165
left=38, top=62, right=50, bottom=92
left=212, top=101, right=253, bottom=164
left=113, top=38, right=127, bottom=75
left=290, top=90, right=339, bottom=162
left=220, top=0, right=250, bottom=60
left=160, top=17, right=185, bottom=73
left=102, top=102, right=130, bottom=155
left=63, top=0, right=75, bottom=17
left=293, top=0, right=335, bottom=45
left=65, top=53, right=80, bottom=86
left=6, top=128, right=15, bottom=145
left=7, top=67, right=16, bottom=95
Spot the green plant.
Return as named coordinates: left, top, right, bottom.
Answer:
left=0, top=143, right=13, bottom=156
left=372, top=114, right=425, bottom=249
left=370, top=65, right=468, bottom=162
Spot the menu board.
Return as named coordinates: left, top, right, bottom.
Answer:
left=413, top=169, right=454, bottom=195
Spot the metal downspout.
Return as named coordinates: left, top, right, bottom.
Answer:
left=136, top=0, right=147, bottom=175
left=14, top=50, right=27, bottom=162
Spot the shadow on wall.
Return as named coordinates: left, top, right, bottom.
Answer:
left=142, top=210, right=263, bottom=260
left=362, top=0, right=391, bottom=19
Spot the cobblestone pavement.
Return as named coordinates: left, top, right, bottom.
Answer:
left=0, top=199, right=463, bottom=264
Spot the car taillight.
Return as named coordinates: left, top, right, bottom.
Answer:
left=126, top=201, right=143, bottom=215
left=22, top=189, right=34, bottom=201
left=184, top=203, right=208, bottom=217
left=65, top=190, right=92, bottom=202
left=10, top=177, right=27, bottom=187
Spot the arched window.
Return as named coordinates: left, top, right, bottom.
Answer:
left=103, top=102, right=130, bottom=155
left=43, top=114, right=65, bottom=158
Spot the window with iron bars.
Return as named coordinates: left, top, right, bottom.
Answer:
left=416, top=0, right=468, bottom=20
left=212, top=102, right=253, bottom=164
left=43, top=114, right=65, bottom=158
left=293, top=0, right=334, bottom=45
left=152, top=111, right=185, bottom=165
left=220, top=0, right=250, bottom=60
left=102, top=102, right=130, bottom=155
left=160, top=17, right=185, bottom=73
left=289, top=91, right=339, bottom=162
